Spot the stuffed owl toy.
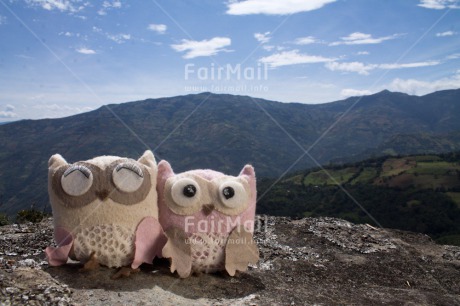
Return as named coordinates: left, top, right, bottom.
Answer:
left=45, top=150, right=166, bottom=275
left=157, top=161, right=259, bottom=278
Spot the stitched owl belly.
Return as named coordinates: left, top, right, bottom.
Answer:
left=189, top=232, right=228, bottom=273
left=73, top=224, right=135, bottom=268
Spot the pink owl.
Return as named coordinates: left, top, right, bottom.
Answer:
left=157, top=161, right=259, bottom=278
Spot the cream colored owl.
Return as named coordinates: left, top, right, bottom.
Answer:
left=157, top=161, right=259, bottom=278
left=45, top=150, right=165, bottom=274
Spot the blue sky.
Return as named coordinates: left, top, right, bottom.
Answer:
left=0, top=0, right=459, bottom=120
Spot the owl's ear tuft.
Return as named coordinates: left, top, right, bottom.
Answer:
left=138, top=150, right=156, bottom=168
left=158, top=160, right=174, bottom=179
left=48, top=154, right=67, bottom=169
left=239, top=164, right=255, bottom=179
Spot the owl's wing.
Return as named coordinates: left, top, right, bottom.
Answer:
left=162, top=227, right=192, bottom=278
left=132, top=217, right=167, bottom=269
left=45, top=227, right=74, bottom=266
left=225, top=225, right=259, bottom=276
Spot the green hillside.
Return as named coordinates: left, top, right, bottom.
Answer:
left=301, top=154, right=460, bottom=190
left=257, top=152, right=460, bottom=246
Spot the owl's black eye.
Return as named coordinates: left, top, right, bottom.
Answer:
left=183, top=184, right=197, bottom=197
left=218, top=181, right=248, bottom=209
left=222, top=186, right=235, bottom=199
left=171, top=178, right=200, bottom=208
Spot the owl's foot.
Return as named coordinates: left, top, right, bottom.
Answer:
left=225, top=225, right=259, bottom=277
left=79, top=252, right=100, bottom=272
left=162, top=227, right=192, bottom=278
left=111, top=266, right=140, bottom=279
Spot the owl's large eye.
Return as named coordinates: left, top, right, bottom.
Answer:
left=218, top=181, right=248, bottom=208
left=113, top=162, right=144, bottom=193
left=171, top=178, right=201, bottom=207
left=61, top=165, right=93, bottom=196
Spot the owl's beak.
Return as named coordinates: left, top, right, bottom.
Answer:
left=202, top=204, right=215, bottom=216
left=96, top=189, right=110, bottom=201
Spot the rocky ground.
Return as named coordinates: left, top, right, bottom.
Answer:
left=1, top=216, right=460, bottom=305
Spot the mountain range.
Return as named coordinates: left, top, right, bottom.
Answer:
left=1, top=89, right=460, bottom=217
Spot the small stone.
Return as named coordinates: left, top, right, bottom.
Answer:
left=6, top=287, right=20, bottom=294
left=18, top=258, right=37, bottom=267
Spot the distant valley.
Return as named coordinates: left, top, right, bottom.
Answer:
left=1, top=89, right=460, bottom=217
left=258, top=152, right=460, bottom=245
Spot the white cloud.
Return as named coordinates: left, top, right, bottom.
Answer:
left=33, top=103, right=93, bottom=114
left=147, top=24, right=167, bottom=34
left=340, top=89, right=373, bottom=97
left=447, top=53, right=460, bottom=59
left=378, top=61, right=440, bottom=69
left=0, top=104, right=17, bottom=118
left=0, top=111, right=17, bottom=118
left=25, top=0, right=84, bottom=13
left=436, top=30, right=456, bottom=37
left=103, top=0, right=122, bottom=8
left=107, top=33, right=131, bottom=44
left=226, top=0, right=336, bottom=15
left=262, top=45, right=275, bottom=51
left=171, top=37, right=231, bottom=59
left=5, top=104, right=15, bottom=111
left=388, top=71, right=460, bottom=95
left=59, top=31, right=81, bottom=37
left=254, top=32, right=271, bottom=43
left=294, top=36, right=317, bottom=45
left=330, top=32, right=400, bottom=46
left=357, top=51, right=369, bottom=55
left=92, top=26, right=131, bottom=44
left=418, top=0, right=460, bottom=9
left=259, top=50, right=335, bottom=68
left=326, top=61, right=374, bottom=75
left=98, top=0, right=122, bottom=15
left=76, top=47, right=96, bottom=55
left=0, top=15, right=6, bottom=25
left=326, top=60, right=440, bottom=75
